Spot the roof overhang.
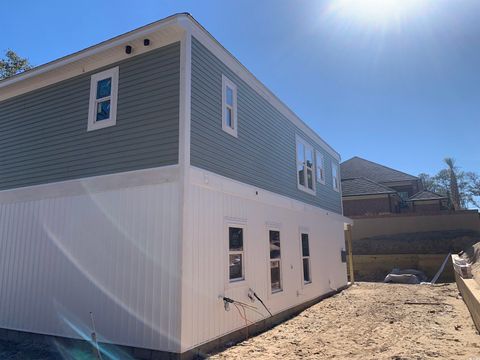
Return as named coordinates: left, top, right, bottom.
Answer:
left=0, top=13, right=187, bottom=102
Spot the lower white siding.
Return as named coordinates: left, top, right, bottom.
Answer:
left=180, top=167, right=348, bottom=351
left=0, top=167, right=182, bottom=353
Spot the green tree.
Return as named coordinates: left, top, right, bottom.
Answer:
left=0, top=50, right=32, bottom=80
left=444, top=158, right=461, bottom=210
left=419, top=159, right=479, bottom=209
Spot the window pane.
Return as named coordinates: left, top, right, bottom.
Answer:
left=269, top=230, right=281, bottom=259
left=316, top=152, right=324, bottom=181
left=298, top=166, right=305, bottom=186
left=96, top=100, right=111, bottom=121
left=303, top=258, right=311, bottom=283
left=297, top=142, right=305, bottom=162
left=306, top=148, right=313, bottom=169
left=226, top=107, right=233, bottom=128
left=270, top=260, right=281, bottom=292
left=229, top=254, right=243, bottom=280
left=307, top=168, right=313, bottom=189
left=229, top=227, right=243, bottom=251
left=97, top=78, right=112, bottom=99
left=226, top=86, right=234, bottom=106
left=301, top=234, right=310, bottom=257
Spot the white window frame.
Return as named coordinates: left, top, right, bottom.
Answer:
left=267, top=228, right=283, bottom=294
left=300, top=232, right=312, bottom=285
left=296, top=135, right=316, bottom=195
left=316, top=150, right=326, bottom=185
left=227, top=223, right=246, bottom=285
left=221, top=74, right=238, bottom=138
left=332, top=161, right=340, bottom=192
left=87, top=67, right=119, bottom=131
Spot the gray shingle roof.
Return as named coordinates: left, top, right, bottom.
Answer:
left=340, top=157, right=418, bottom=183
left=409, top=190, right=447, bottom=201
left=341, top=177, right=397, bottom=197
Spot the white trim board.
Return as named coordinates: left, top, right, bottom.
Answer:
left=190, top=166, right=352, bottom=225
left=183, top=15, right=341, bottom=161
left=0, top=165, right=180, bottom=204
left=0, top=20, right=185, bottom=102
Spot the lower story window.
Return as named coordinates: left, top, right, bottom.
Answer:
left=301, top=233, right=311, bottom=284
left=269, top=230, right=282, bottom=293
left=229, top=227, right=244, bottom=282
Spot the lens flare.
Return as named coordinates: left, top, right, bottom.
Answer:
left=328, top=0, right=427, bottom=28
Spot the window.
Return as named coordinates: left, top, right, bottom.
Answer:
left=316, top=151, right=325, bottom=184
left=332, top=162, right=340, bottom=192
left=88, top=67, right=119, bottom=131
left=269, top=230, right=282, bottom=293
left=301, top=233, right=311, bottom=284
left=398, top=191, right=409, bottom=201
left=222, top=75, right=238, bottom=137
left=296, top=137, right=315, bottom=194
left=228, top=227, right=244, bottom=282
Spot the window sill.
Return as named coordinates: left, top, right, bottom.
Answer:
left=222, top=125, right=238, bottom=138
left=297, top=184, right=316, bottom=196
left=87, top=119, right=116, bottom=132
left=226, top=278, right=247, bottom=290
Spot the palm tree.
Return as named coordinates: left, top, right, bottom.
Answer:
left=444, top=157, right=461, bottom=210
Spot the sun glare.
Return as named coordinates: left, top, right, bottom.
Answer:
left=328, top=0, right=426, bottom=27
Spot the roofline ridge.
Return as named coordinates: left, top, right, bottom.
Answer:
left=342, top=156, right=418, bottom=181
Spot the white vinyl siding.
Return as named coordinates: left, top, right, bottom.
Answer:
left=87, top=67, right=119, bottom=131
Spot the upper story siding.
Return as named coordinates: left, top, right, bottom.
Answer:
left=0, top=42, right=180, bottom=191
left=190, top=37, right=342, bottom=214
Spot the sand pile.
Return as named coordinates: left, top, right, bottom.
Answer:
left=461, top=241, right=480, bottom=283
left=210, top=283, right=480, bottom=359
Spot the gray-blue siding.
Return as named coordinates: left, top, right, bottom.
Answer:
left=0, top=42, right=180, bottom=191
left=190, top=37, right=342, bottom=214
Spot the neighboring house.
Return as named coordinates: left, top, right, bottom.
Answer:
left=341, top=157, right=448, bottom=217
left=0, top=14, right=349, bottom=359
left=408, top=190, right=449, bottom=213
left=341, top=177, right=402, bottom=216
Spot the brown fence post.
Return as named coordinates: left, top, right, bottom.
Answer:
left=345, top=224, right=355, bottom=284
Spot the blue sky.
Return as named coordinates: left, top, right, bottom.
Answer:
left=2, top=0, right=479, bottom=177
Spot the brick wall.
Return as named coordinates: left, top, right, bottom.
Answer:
left=343, top=196, right=392, bottom=216
left=411, top=200, right=444, bottom=213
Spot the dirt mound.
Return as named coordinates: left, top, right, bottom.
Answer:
left=211, top=283, right=480, bottom=359
left=461, top=241, right=480, bottom=283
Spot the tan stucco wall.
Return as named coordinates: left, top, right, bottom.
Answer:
left=351, top=211, right=480, bottom=240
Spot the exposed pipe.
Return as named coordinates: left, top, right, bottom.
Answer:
left=249, top=289, right=273, bottom=317
left=90, top=312, right=103, bottom=360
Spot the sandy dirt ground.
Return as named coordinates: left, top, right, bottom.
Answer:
left=210, top=283, right=480, bottom=359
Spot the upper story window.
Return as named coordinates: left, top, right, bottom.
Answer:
left=222, top=75, right=238, bottom=137
left=228, top=226, right=244, bottom=282
left=88, top=67, right=119, bottom=131
left=296, top=136, right=315, bottom=194
left=332, top=162, right=340, bottom=192
left=316, top=150, right=325, bottom=184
